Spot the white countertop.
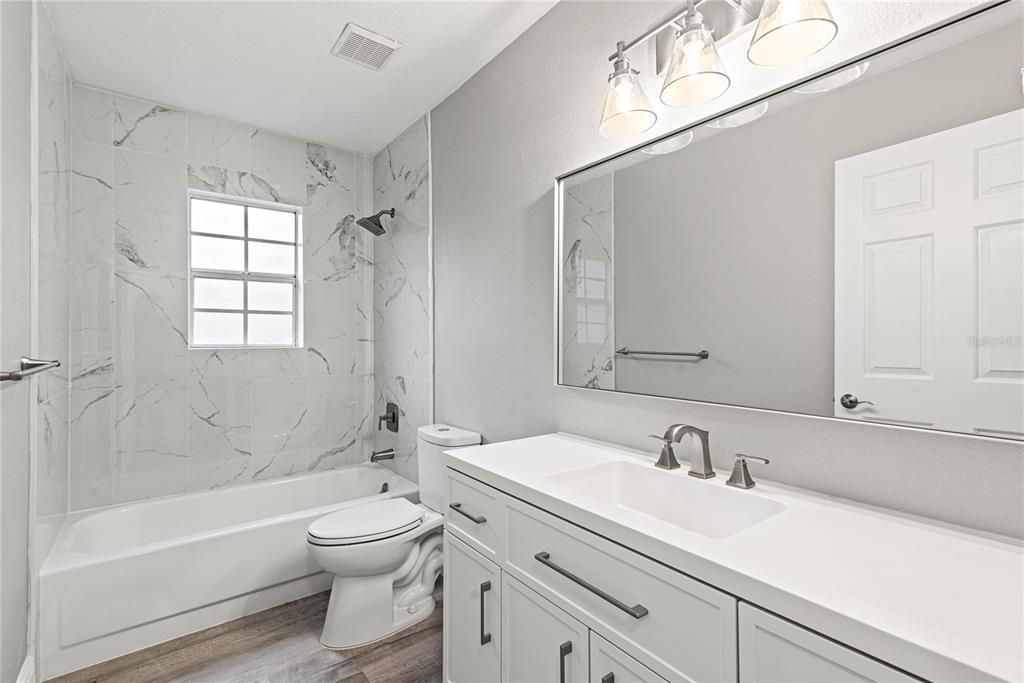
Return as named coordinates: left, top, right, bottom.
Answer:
left=444, top=433, right=1024, bottom=683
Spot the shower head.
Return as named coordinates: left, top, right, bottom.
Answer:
left=356, top=208, right=395, bottom=236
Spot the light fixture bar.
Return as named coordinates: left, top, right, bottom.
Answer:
left=606, top=0, right=700, bottom=61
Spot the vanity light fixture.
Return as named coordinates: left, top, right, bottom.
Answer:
left=641, top=130, right=694, bottom=155
left=599, top=42, right=658, bottom=139
left=660, top=10, right=731, bottom=107
left=794, top=61, right=869, bottom=93
left=747, top=0, right=838, bottom=66
left=707, top=101, right=768, bottom=128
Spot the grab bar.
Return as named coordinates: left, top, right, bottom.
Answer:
left=0, top=357, right=61, bottom=382
left=616, top=347, right=709, bottom=359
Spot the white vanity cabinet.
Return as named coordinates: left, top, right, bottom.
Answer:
left=444, top=465, right=933, bottom=683
left=738, top=604, right=917, bottom=682
left=502, top=573, right=590, bottom=682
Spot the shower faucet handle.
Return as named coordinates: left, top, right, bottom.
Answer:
left=378, top=402, right=399, bottom=433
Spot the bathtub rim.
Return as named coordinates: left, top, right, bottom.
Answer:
left=42, top=464, right=418, bottom=574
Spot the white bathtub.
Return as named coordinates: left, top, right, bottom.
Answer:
left=39, top=464, right=417, bottom=680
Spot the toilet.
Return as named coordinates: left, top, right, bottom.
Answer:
left=307, top=424, right=481, bottom=649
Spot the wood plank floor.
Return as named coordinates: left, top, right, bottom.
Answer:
left=47, top=587, right=443, bottom=683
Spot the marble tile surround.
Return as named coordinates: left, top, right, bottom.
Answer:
left=561, top=174, right=615, bottom=391
left=68, top=84, right=375, bottom=510
left=36, top=4, right=71, bottom=520
left=372, top=117, right=433, bottom=482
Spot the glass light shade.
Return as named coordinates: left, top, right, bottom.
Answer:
left=708, top=101, right=769, bottom=128
left=747, top=0, right=838, bottom=66
left=642, top=130, right=694, bottom=155
left=660, top=26, right=730, bottom=107
left=599, top=70, right=657, bottom=138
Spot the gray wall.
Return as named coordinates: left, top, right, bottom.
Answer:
left=612, top=22, right=1022, bottom=415
left=431, top=1, right=1024, bottom=538
left=1, top=2, right=33, bottom=678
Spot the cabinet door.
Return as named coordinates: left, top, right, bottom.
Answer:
left=739, top=604, right=917, bottom=682
left=590, top=632, right=668, bottom=683
left=444, top=532, right=501, bottom=683
left=503, top=574, right=589, bottom=683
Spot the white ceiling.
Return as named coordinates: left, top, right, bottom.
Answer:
left=47, top=1, right=556, bottom=154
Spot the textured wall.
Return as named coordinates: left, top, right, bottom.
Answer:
left=67, top=84, right=374, bottom=510
left=430, top=1, right=1024, bottom=537
left=372, top=116, right=433, bottom=482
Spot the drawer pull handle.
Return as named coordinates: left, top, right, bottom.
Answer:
left=449, top=502, right=487, bottom=524
left=602, top=675, right=615, bottom=683
left=559, top=641, right=572, bottom=683
left=479, top=580, right=492, bottom=645
left=534, top=551, right=649, bottom=619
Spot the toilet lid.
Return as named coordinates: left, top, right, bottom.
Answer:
left=307, top=498, right=424, bottom=543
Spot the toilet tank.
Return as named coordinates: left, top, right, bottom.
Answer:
left=417, top=424, right=481, bottom=512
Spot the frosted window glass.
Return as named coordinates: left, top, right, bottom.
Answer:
left=191, top=235, right=244, bottom=271
left=248, top=242, right=295, bottom=275
left=191, top=199, right=244, bottom=237
left=248, top=281, right=293, bottom=312
left=193, top=312, right=244, bottom=346
left=194, top=278, right=243, bottom=310
left=249, top=207, right=296, bottom=242
left=248, top=314, right=293, bottom=345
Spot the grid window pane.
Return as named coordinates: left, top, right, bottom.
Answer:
left=193, top=312, right=244, bottom=346
left=248, top=314, right=293, bottom=345
left=248, top=281, right=293, bottom=312
left=194, top=277, right=243, bottom=310
left=191, top=199, right=244, bottom=237
left=249, top=207, right=296, bottom=242
left=248, top=241, right=295, bottom=275
left=191, top=235, right=244, bottom=271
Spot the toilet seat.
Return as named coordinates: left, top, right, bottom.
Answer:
left=307, top=498, right=425, bottom=547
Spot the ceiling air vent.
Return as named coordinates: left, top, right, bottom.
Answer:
left=331, top=23, right=402, bottom=71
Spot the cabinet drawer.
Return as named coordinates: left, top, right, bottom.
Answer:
left=739, top=604, right=918, bottom=682
left=591, top=632, right=668, bottom=683
left=444, top=468, right=506, bottom=562
left=506, top=498, right=737, bottom=683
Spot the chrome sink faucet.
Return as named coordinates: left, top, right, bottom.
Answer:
left=651, top=424, right=714, bottom=479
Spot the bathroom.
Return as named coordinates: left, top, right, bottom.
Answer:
left=0, top=0, right=1021, bottom=681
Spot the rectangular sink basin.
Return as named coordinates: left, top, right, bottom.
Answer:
left=546, top=461, right=786, bottom=539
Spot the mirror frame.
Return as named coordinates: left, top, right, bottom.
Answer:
left=553, top=0, right=1018, bottom=441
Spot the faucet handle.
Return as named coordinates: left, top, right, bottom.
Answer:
left=726, top=453, right=769, bottom=489
left=648, top=435, right=681, bottom=470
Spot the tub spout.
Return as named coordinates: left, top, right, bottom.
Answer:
left=370, top=448, right=396, bottom=463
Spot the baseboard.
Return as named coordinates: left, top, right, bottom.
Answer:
left=16, top=656, right=35, bottom=683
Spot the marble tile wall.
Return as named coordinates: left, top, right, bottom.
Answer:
left=561, top=174, right=615, bottom=390
left=36, top=4, right=71, bottom=520
left=371, top=117, right=432, bottom=482
left=68, top=84, right=374, bottom=510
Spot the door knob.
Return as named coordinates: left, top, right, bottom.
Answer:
left=840, top=393, right=874, bottom=409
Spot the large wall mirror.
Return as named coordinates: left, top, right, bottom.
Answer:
left=557, top=4, right=1023, bottom=440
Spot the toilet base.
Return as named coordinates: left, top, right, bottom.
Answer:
left=318, top=533, right=443, bottom=650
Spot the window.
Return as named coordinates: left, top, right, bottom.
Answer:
left=575, top=258, right=608, bottom=344
left=188, top=193, right=302, bottom=348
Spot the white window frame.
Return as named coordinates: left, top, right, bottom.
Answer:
left=187, top=190, right=304, bottom=349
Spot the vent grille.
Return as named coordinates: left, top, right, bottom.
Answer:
left=331, top=23, right=401, bottom=71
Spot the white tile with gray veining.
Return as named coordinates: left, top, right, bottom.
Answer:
left=114, top=269, right=188, bottom=384
left=251, top=130, right=307, bottom=205
left=70, top=264, right=114, bottom=389
left=187, top=114, right=251, bottom=170
left=252, top=378, right=309, bottom=480
left=71, top=138, right=114, bottom=265
left=71, top=84, right=114, bottom=143
left=113, top=382, right=188, bottom=502
left=187, top=380, right=253, bottom=490
left=69, top=387, right=115, bottom=510
left=114, top=149, right=187, bottom=273
left=112, top=95, right=186, bottom=159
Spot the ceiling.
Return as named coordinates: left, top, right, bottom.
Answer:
left=47, top=1, right=556, bottom=154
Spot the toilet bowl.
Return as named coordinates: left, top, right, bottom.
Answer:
left=307, top=424, right=481, bottom=649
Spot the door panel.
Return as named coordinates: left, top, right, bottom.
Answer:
left=502, top=573, right=588, bottom=683
left=836, top=108, right=1024, bottom=437
left=590, top=632, right=668, bottom=683
left=443, top=532, right=501, bottom=683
